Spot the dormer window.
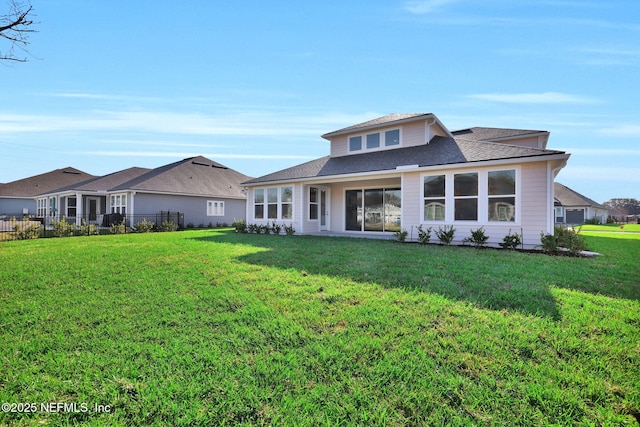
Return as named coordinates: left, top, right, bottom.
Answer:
left=348, top=128, right=401, bottom=153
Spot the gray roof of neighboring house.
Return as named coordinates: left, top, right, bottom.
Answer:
left=110, top=156, right=253, bottom=199
left=0, top=167, right=96, bottom=198
left=244, top=136, right=566, bottom=185
left=451, top=127, right=548, bottom=141
left=554, top=182, right=606, bottom=209
left=42, top=167, right=152, bottom=195
left=322, top=113, right=432, bottom=139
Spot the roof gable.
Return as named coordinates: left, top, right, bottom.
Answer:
left=554, top=182, right=605, bottom=208
left=322, top=113, right=437, bottom=139
left=112, top=156, right=253, bottom=198
left=0, top=167, right=96, bottom=197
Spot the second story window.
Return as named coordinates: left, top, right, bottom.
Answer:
left=349, top=129, right=400, bottom=152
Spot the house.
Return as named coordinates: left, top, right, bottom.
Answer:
left=0, top=167, right=96, bottom=218
left=242, top=113, right=571, bottom=248
left=554, top=182, right=608, bottom=225
left=35, top=156, right=252, bottom=228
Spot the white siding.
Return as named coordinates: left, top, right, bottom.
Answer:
left=402, top=122, right=426, bottom=148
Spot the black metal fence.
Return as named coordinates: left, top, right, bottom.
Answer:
left=0, top=211, right=184, bottom=241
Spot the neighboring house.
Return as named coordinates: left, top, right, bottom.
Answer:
left=242, top=113, right=571, bottom=248
left=0, top=167, right=96, bottom=217
left=554, top=182, right=608, bottom=225
left=35, top=156, right=251, bottom=227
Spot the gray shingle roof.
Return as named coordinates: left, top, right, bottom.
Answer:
left=322, top=113, right=431, bottom=139
left=0, top=167, right=96, bottom=197
left=451, top=127, right=547, bottom=141
left=243, top=136, right=565, bottom=184
left=111, top=156, right=252, bottom=198
left=43, top=167, right=152, bottom=195
left=554, top=182, right=605, bottom=208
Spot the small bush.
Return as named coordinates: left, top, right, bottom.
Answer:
left=186, top=222, right=195, bottom=229
left=417, top=225, right=432, bottom=245
left=540, top=232, right=558, bottom=254
left=271, top=222, right=282, bottom=235
left=284, top=224, right=295, bottom=236
left=52, top=217, right=76, bottom=237
left=435, top=225, right=455, bottom=245
left=134, top=219, right=155, bottom=233
left=13, top=222, right=42, bottom=240
left=462, top=227, right=489, bottom=247
left=246, top=223, right=258, bottom=234
left=261, top=224, right=271, bottom=235
left=556, top=226, right=587, bottom=256
left=160, top=221, right=179, bottom=232
left=110, top=220, right=130, bottom=234
left=500, top=230, right=522, bottom=250
left=233, top=219, right=247, bottom=233
left=80, top=219, right=99, bottom=236
left=584, top=216, right=601, bottom=225
left=393, top=229, right=408, bottom=243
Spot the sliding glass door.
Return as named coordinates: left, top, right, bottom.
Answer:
left=345, top=188, right=401, bottom=232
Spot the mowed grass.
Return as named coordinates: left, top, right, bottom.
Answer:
left=0, top=230, right=639, bottom=426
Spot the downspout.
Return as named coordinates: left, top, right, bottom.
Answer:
left=425, top=116, right=437, bottom=144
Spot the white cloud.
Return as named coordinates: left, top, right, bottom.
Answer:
left=0, top=110, right=376, bottom=137
left=559, top=166, right=640, bottom=183
left=404, top=0, right=458, bottom=14
left=596, top=124, right=640, bottom=137
left=80, top=151, right=315, bottom=161
left=468, top=92, right=598, bottom=104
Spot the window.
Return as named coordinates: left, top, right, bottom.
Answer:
left=349, top=136, right=362, bottom=152
left=254, top=186, right=293, bottom=220
left=207, top=200, right=225, bottom=216
left=49, top=197, right=57, bottom=216
left=67, top=197, right=77, bottom=217
left=454, top=173, right=478, bottom=221
left=267, top=188, right=278, bottom=219
left=37, top=198, right=46, bottom=217
left=281, top=187, right=293, bottom=219
left=385, top=129, right=400, bottom=146
left=345, top=187, right=400, bottom=232
left=110, top=194, right=126, bottom=215
left=348, top=129, right=400, bottom=152
left=488, top=170, right=516, bottom=222
left=254, top=189, right=264, bottom=219
left=423, top=175, right=445, bottom=221
left=309, top=187, right=318, bottom=220
left=366, top=133, right=380, bottom=149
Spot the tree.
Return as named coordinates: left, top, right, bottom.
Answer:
left=1, top=0, right=36, bottom=62
left=603, top=198, right=640, bottom=219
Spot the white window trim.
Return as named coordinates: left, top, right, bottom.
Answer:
left=348, top=128, right=402, bottom=153
left=207, top=200, right=225, bottom=216
left=252, top=186, right=294, bottom=221
left=110, top=193, right=127, bottom=215
left=420, top=167, right=520, bottom=225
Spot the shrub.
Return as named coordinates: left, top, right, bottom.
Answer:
left=246, top=223, right=258, bottom=234
left=500, top=229, right=522, bottom=250
left=271, top=222, right=282, bottom=235
left=435, top=225, right=455, bottom=245
left=52, top=217, right=76, bottom=237
left=393, top=229, right=408, bottom=243
left=417, top=225, right=432, bottom=245
left=134, top=219, right=155, bottom=233
left=284, top=224, right=296, bottom=236
left=80, top=219, right=99, bottom=236
left=13, top=222, right=42, bottom=240
left=160, top=221, right=179, bottom=232
left=261, top=224, right=271, bottom=235
left=186, top=222, right=195, bottom=229
left=462, top=227, right=489, bottom=248
left=233, top=219, right=247, bottom=233
left=110, top=220, right=130, bottom=235
left=556, top=226, right=587, bottom=256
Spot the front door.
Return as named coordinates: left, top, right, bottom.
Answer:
left=88, top=198, right=98, bottom=221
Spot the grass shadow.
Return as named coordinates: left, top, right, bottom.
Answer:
left=193, top=230, right=640, bottom=319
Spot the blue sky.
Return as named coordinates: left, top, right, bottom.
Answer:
left=2, top=0, right=639, bottom=203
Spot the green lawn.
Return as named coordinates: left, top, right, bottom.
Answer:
left=1, top=230, right=639, bottom=426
